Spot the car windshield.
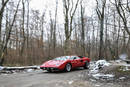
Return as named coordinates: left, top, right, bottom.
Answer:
left=54, top=56, right=70, bottom=61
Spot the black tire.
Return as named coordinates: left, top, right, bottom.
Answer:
left=65, top=63, right=72, bottom=72
left=84, top=61, right=90, bottom=69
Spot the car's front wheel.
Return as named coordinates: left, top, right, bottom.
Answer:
left=65, top=63, right=72, bottom=72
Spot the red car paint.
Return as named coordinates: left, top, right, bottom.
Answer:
left=40, top=56, right=90, bottom=71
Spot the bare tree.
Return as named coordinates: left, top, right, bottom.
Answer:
left=53, top=0, right=58, bottom=57
left=114, top=0, right=130, bottom=35
left=0, top=0, right=21, bottom=65
left=96, top=0, right=106, bottom=59
left=0, top=0, right=9, bottom=52
left=20, top=0, right=26, bottom=55
left=26, top=0, right=30, bottom=48
left=80, top=1, right=85, bottom=56
left=63, top=0, right=80, bottom=55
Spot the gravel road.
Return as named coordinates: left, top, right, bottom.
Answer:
left=0, top=68, right=126, bottom=87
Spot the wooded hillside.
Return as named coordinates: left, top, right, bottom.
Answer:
left=0, top=0, right=130, bottom=66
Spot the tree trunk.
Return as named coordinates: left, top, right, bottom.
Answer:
left=0, top=0, right=21, bottom=65
left=81, top=3, right=85, bottom=56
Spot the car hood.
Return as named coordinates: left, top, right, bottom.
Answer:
left=41, top=60, right=66, bottom=67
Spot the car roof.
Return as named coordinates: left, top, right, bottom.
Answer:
left=62, top=56, right=77, bottom=58
left=58, top=56, right=79, bottom=59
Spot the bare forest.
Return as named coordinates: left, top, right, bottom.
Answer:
left=0, top=0, right=130, bottom=66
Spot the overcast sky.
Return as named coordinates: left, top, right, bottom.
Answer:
left=30, top=0, right=96, bottom=23
left=30, top=0, right=63, bottom=22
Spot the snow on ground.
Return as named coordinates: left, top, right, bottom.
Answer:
left=0, top=66, right=4, bottom=70
left=88, top=59, right=130, bottom=82
left=92, top=73, right=114, bottom=80
left=68, top=80, right=74, bottom=85
left=119, top=65, right=130, bottom=71
left=119, top=77, right=126, bottom=80
left=89, top=60, right=114, bottom=80
left=115, top=59, right=122, bottom=63
left=96, top=60, right=110, bottom=66
left=90, top=60, right=111, bottom=74
left=0, top=65, right=40, bottom=74
left=4, top=65, right=40, bottom=70
left=110, top=59, right=130, bottom=71
left=26, top=69, right=34, bottom=72
left=119, top=53, right=128, bottom=60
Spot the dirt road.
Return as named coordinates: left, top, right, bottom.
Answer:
left=0, top=69, right=125, bottom=87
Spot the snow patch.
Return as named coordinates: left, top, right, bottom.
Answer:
left=122, top=64, right=130, bottom=67
left=90, top=60, right=110, bottom=74
left=96, top=60, right=110, bottom=67
left=119, top=53, right=128, bottom=60
left=0, top=66, right=4, bottom=70
left=95, top=84, right=101, bottom=87
left=88, top=60, right=130, bottom=81
left=90, top=79, right=96, bottom=82
left=119, top=77, right=126, bottom=80
left=26, top=69, right=34, bottom=72
left=115, top=60, right=122, bottom=63
left=120, top=66, right=130, bottom=71
left=68, top=80, right=74, bottom=84
left=0, top=65, right=40, bottom=74
left=92, top=73, right=114, bottom=80
left=88, top=60, right=115, bottom=81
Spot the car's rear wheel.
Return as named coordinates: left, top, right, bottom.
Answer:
left=84, top=61, right=90, bottom=69
left=65, top=63, right=72, bottom=72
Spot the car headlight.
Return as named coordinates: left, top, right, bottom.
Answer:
left=42, top=64, right=45, bottom=66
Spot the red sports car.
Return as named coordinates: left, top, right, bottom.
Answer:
left=40, top=56, right=90, bottom=72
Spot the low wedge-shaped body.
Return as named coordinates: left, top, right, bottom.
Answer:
left=40, top=56, right=90, bottom=72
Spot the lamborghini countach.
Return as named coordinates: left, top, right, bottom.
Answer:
left=40, top=56, right=90, bottom=72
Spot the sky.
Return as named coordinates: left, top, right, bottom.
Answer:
left=29, top=0, right=96, bottom=41
left=30, top=0, right=64, bottom=23
left=30, top=0, right=96, bottom=23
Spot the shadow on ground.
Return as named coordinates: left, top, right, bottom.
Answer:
left=41, top=67, right=87, bottom=74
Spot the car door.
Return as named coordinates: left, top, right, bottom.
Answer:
left=75, top=57, right=84, bottom=67
left=71, top=56, right=83, bottom=67
left=70, top=57, right=77, bottom=68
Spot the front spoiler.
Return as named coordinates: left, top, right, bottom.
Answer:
left=40, top=67, right=60, bottom=71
